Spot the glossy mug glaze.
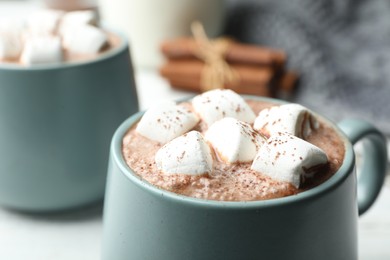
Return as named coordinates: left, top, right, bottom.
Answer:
left=0, top=30, right=139, bottom=212
left=102, top=96, right=387, bottom=260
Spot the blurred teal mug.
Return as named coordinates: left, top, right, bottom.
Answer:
left=0, top=30, right=138, bottom=212
left=102, top=96, right=387, bottom=260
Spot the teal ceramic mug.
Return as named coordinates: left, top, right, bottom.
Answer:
left=0, top=31, right=138, bottom=212
left=102, top=96, right=387, bottom=260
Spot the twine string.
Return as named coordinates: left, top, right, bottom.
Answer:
left=191, top=21, right=239, bottom=92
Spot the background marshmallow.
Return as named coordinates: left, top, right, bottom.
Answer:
left=254, top=104, right=319, bottom=139
left=251, top=132, right=328, bottom=188
left=0, top=19, right=25, bottom=33
left=136, top=102, right=199, bottom=143
left=155, top=131, right=213, bottom=175
left=192, top=89, right=256, bottom=126
left=205, top=117, right=265, bottom=163
left=20, top=36, right=63, bottom=65
left=26, top=9, right=64, bottom=36
left=61, top=10, right=98, bottom=27
left=62, top=24, right=108, bottom=54
left=0, top=20, right=24, bottom=60
left=0, top=33, right=22, bottom=60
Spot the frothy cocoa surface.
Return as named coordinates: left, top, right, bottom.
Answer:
left=122, top=99, right=345, bottom=201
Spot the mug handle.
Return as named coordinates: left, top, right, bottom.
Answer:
left=338, top=119, right=388, bottom=215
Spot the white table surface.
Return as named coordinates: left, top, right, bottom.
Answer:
left=0, top=2, right=390, bottom=259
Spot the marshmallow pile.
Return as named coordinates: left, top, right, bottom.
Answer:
left=0, top=9, right=108, bottom=65
left=136, top=89, right=329, bottom=188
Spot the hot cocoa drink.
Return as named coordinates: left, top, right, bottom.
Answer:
left=0, top=9, right=120, bottom=66
left=122, top=89, right=345, bottom=201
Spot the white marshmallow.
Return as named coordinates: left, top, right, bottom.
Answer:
left=155, top=131, right=213, bottom=175
left=205, top=117, right=265, bottom=163
left=136, top=102, right=200, bottom=144
left=61, top=10, right=98, bottom=27
left=192, top=89, right=256, bottom=126
left=26, top=10, right=64, bottom=35
left=254, top=104, right=319, bottom=139
left=251, top=132, right=328, bottom=188
left=0, top=19, right=25, bottom=33
left=59, top=10, right=98, bottom=39
left=20, top=36, right=63, bottom=65
left=0, top=33, right=23, bottom=60
left=0, top=20, right=24, bottom=60
left=62, top=24, right=108, bottom=54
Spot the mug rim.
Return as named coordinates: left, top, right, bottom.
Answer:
left=0, top=27, right=128, bottom=71
left=110, top=95, right=355, bottom=209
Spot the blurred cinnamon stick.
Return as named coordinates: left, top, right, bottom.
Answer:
left=278, top=71, right=299, bottom=93
left=161, top=38, right=286, bottom=69
left=160, top=60, right=298, bottom=97
left=167, top=73, right=297, bottom=97
left=159, top=32, right=298, bottom=97
left=168, top=77, right=273, bottom=96
left=160, top=60, right=276, bottom=87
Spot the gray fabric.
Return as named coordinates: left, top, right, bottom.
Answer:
left=225, top=0, right=390, bottom=135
